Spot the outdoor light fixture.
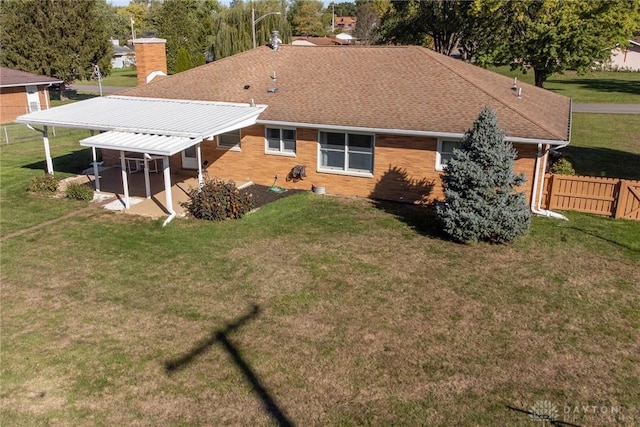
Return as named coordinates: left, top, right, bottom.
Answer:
left=252, top=8, right=281, bottom=49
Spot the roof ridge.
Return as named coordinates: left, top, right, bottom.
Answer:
left=416, top=47, right=567, bottom=140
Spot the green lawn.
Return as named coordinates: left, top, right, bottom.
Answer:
left=1, top=135, right=640, bottom=426
left=0, top=131, right=95, bottom=235
left=490, top=66, right=640, bottom=103
left=567, top=113, right=640, bottom=180
left=77, top=67, right=137, bottom=87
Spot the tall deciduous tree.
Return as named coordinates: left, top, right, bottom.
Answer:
left=209, top=1, right=288, bottom=61
left=288, top=0, right=325, bottom=36
left=437, top=107, right=531, bottom=244
left=0, top=0, right=112, bottom=84
left=377, top=0, right=475, bottom=55
left=474, top=0, right=640, bottom=87
left=353, top=0, right=390, bottom=44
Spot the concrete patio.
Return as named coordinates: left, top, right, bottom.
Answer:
left=66, top=166, right=249, bottom=219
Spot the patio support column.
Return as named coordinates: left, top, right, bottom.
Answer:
left=92, top=146, right=101, bottom=192
left=161, top=155, right=176, bottom=227
left=162, top=156, right=174, bottom=215
left=120, top=150, right=130, bottom=209
left=42, top=126, right=53, bottom=175
left=143, top=154, right=151, bottom=199
left=196, top=142, right=203, bottom=189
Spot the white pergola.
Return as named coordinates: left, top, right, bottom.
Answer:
left=16, top=96, right=266, bottom=225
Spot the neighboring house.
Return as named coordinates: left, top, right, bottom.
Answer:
left=607, top=38, right=640, bottom=71
left=291, top=37, right=341, bottom=46
left=0, top=67, right=62, bottom=124
left=17, top=40, right=571, bottom=215
left=334, top=16, right=357, bottom=32
left=110, top=39, right=134, bottom=69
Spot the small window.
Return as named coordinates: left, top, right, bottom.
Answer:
left=319, top=131, right=373, bottom=175
left=217, top=129, right=241, bottom=150
left=265, top=127, right=296, bottom=155
left=436, top=139, right=462, bottom=171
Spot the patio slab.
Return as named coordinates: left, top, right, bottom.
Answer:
left=67, top=166, right=248, bottom=219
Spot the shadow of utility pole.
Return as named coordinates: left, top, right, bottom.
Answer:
left=164, top=304, right=294, bottom=427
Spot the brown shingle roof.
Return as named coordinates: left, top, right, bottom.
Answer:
left=0, top=67, right=62, bottom=87
left=120, top=45, right=571, bottom=142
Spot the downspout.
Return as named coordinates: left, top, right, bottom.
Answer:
left=530, top=143, right=569, bottom=220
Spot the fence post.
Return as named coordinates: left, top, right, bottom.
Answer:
left=614, top=180, right=628, bottom=219
left=548, top=174, right=560, bottom=210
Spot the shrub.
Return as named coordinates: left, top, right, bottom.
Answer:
left=549, top=157, right=576, bottom=175
left=27, top=174, right=59, bottom=194
left=65, top=182, right=94, bottom=201
left=437, top=107, right=531, bottom=244
left=181, top=178, right=254, bottom=221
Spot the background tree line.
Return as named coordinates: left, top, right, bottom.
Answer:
left=1, top=0, right=638, bottom=88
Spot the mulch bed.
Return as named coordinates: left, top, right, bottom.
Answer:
left=241, top=184, right=307, bottom=209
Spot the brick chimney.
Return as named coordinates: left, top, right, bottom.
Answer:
left=132, top=38, right=167, bottom=86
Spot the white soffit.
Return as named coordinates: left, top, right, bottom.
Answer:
left=16, top=95, right=267, bottom=138
left=80, top=132, right=202, bottom=156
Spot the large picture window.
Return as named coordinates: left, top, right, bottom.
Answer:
left=436, top=139, right=462, bottom=171
left=217, top=129, right=241, bottom=150
left=266, top=127, right=296, bottom=155
left=319, top=131, right=373, bottom=175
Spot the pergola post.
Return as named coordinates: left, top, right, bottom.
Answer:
left=162, top=156, right=174, bottom=214
left=120, top=150, right=130, bottom=209
left=196, top=142, right=203, bottom=188
left=42, top=125, right=53, bottom=175
left=143, top=155, right=151, bottom=199
left=91, top=146, right=101, bottom=192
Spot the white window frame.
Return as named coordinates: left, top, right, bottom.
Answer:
left=265, top=127, right=296, bottom=157
left=217, top=129, right=241, bottom=151
left=436, top=138, right=462, bottom=171
left=317, top=130, right=374, bottom=177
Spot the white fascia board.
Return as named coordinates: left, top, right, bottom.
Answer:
left=1, top=81, right=63, bottom=88
left=256, top=120, right=569, bottom=146
left=80, top=132, right=204, bottom=156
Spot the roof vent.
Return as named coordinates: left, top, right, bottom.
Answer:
left=267, top=87, right=277, bottom=93
left=270, top=30, right=281, bottom=51
left=512, top=77, right=518, bottom=90
left=517, top=87, right=523, bottom=99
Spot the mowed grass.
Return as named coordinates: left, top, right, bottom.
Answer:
left=1, top=139, right=640, bottom=426
left=490, top=66, right=640, bottom=103
left=0, top=131, right=96, bottom=235
left=566, top=113, right=640, bottom=180
left=77, top=67, right=137, bottom=87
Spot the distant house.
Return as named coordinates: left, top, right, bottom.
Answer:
left=17, top=40, right=572, bottom=216
left=110, top=39, right=134, bottom=69
left=0, top=67, right=62, bottom=124
left=291, top=36, right=350, bottom=46
left=334, top=16, right=356, bottom=32
left=607, top=38, right=640, bottom=71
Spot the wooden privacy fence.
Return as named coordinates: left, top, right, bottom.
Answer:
left=542, top=174, right=640, bottom=220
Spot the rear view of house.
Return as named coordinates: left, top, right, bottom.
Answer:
left=17, top=42, right=572, bottom=217
left=0, top=67, right=61, bottom=124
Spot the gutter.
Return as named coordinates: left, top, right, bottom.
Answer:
left=529, top=100, right=572, bottom=220
left=530, top=143, right=568, bottom=220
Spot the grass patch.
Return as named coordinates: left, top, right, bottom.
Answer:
left=0, top=131, right=95, bottom=235
left=565, top=113, right=640, bottom=180
left=490, top=66, right=640, bottom=103
left=77, top=68, right=137, bottom=87
left=1, top=140, right=639, bottom=425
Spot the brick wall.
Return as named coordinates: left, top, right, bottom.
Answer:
left=100, top=125, right=539, bottom=205
left=0, top=85, right=51, bottom=124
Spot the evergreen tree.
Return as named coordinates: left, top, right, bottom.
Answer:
left=436, top=107, right=531, bottom=244
left=175, top=48, right=193, bottom=73
left=0, top=0, right=112, bottom=84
